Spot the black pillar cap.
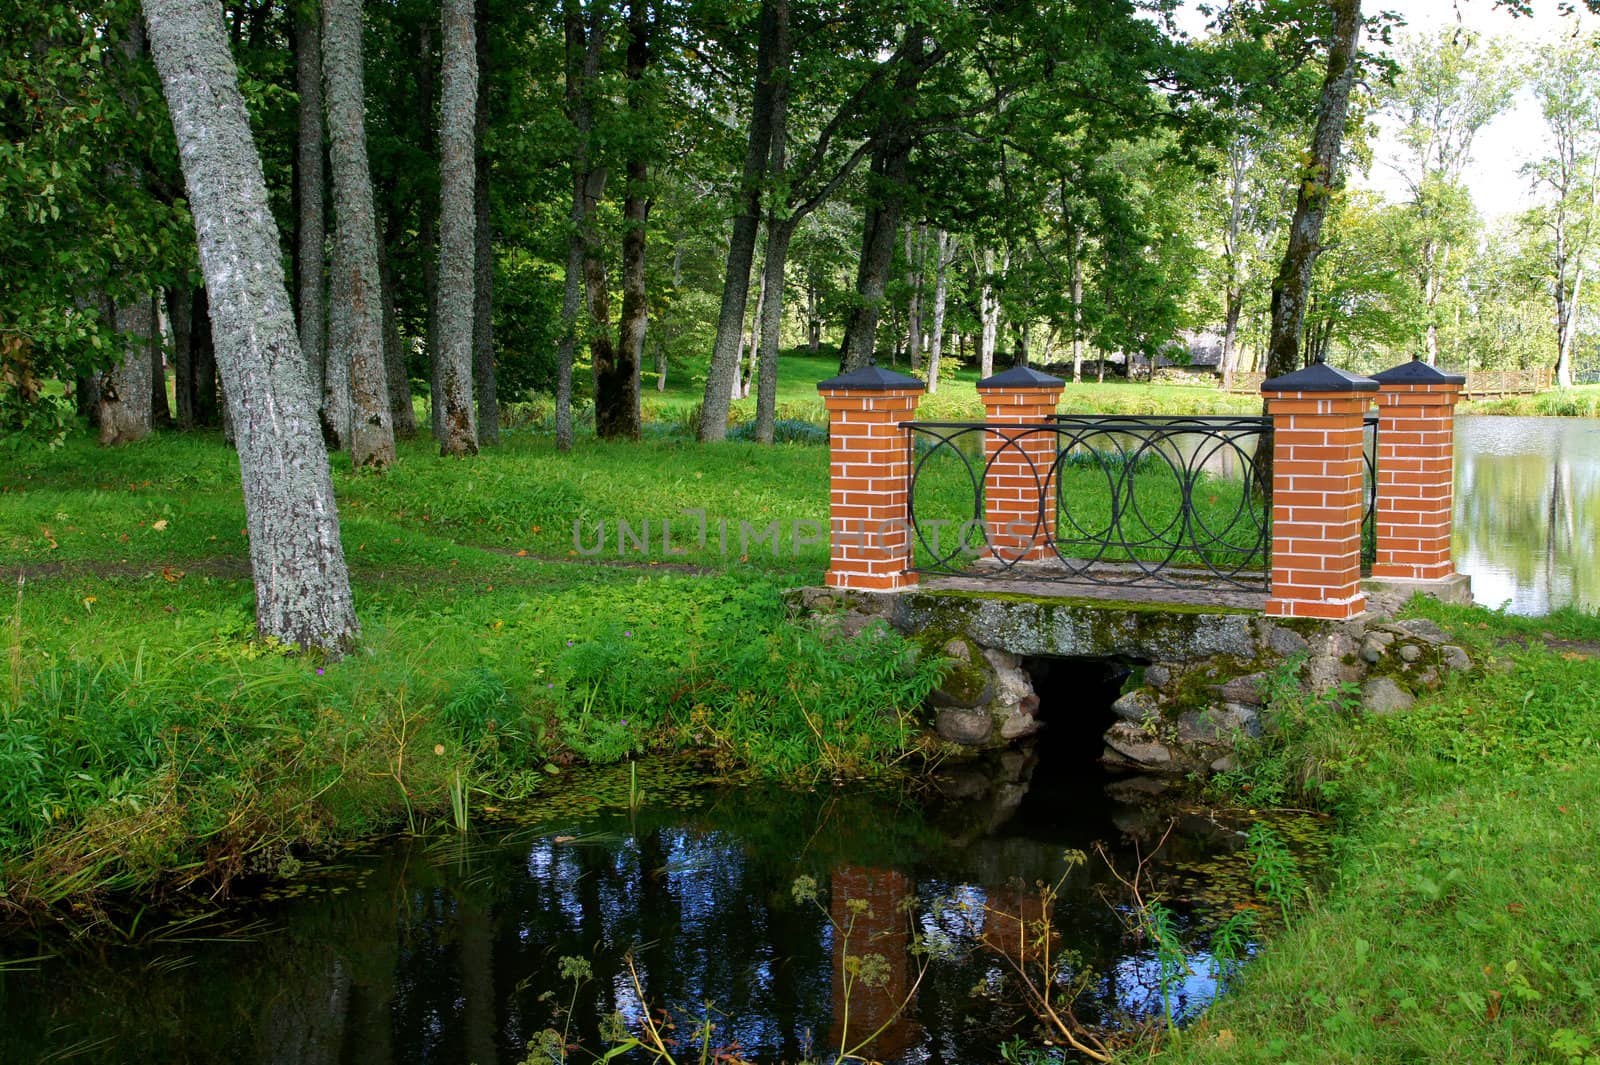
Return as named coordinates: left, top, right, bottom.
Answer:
left=817, top=366, right=927, bottom=392
left=1261, top=361, right=1379, bottom=393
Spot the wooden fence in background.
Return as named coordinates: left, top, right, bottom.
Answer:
left=1224, top=367, right=1552, bottom=398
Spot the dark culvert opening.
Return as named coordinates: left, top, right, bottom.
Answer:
left=1024, top=656, right=1140, bottom=765
left=1001, top=656, right=1148, bottom=828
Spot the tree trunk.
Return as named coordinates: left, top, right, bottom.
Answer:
left=151, top=294, right=171, bottom=425
left=294, top=7, right=327, bottom=407
left=1220, top=283, right=1244, bottom=390
left=1557, top=263, right=1583, bottom=387
left=836, top=136, right=912, bottom=372
left=99, top=20, right=154, bottom=446
left=806, top=271, right=820, bottom=354
left=657, top=241, right=680, bottom=392
left=753, top=168, right=794, bottom=444
left=419, top=22, right=443, bottom=441
left=600, top=0, right=649, bottom=441
left=144, top=0, right=359, bottom=653
left=927, top=229, right=949, bottom=394
left=905, top=225, right=923, bottom=374
left=472, top=0, right=499, bottom=446
left=1069, top=231, right=1083, bottom=384
left=751, top=12, right=793, bottom=446
left=836, top=25, right=929, bottom=373
left=753, top=228, right=792, bottom=443
left=699, top=0, right=785, bottom=440
left=192, top=283, right=218, bottom=426
left=76, top=372, right=101, bottom=425
left=554, top=225, right=582, bottom=450
left=556, top=0, right=605, bottom=451
left=436, top=0, right=480, bottom=455
left=378, top=229, right=417, bottom=437
left=1421, top=238, right=1442, bottom=365
left=1265, top=0, right=1362, bottom=379
left=99, top=296, right=155, bottom=445
left=167, top=284, right=196, bottom=428
left=739, top=268, right=765, bottom=400
left=323, top=0, right=395, bottom=468
left=581, top=168, right=613, bottom=416
left=979, top=249, right=999, bottom=379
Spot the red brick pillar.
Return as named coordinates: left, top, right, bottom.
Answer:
left=1369, top=361, right=1465, bottom=581
left=1262, top=362, right=1378, bottom=620
left=818, top=366, right=926, bottom=591
left=977, top=367, right=1065, bottom=562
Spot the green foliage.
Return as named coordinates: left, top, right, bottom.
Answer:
left=677, top=611, right=945, bottom=779
left=1, top=0, right=192, bottom=402
left=1243, top=824, right=1305, bottom=927
left=1148, top=603, right=1600, bottom=1065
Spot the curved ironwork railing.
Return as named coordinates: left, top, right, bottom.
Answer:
left=903, top=413, right=1378, bottom=590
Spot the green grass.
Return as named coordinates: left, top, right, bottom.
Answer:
left=527, top=345, right=1261, bottom=428
left=0, top=423, right=960, bottom=917
left=1465, top=384, right=1600, bottom=419
left=1148, top=603, right=1600, bottom=1065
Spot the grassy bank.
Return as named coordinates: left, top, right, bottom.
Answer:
left=0, top=426, right=960, bottom=918
left=1144, top=603, right=1600, bottom=1064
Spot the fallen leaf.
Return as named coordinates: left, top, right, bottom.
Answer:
left=152, top=519, right=169, bottom=531
left=162, top=567, right=184, bottom=582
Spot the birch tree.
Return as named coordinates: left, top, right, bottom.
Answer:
left=1526, top=37, right=1600, bottom=388
left=1382, top=29, right=1512, bottom=365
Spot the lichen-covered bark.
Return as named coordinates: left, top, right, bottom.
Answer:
left=435, top=0, right=479, bottom=456
left=416, top=21, right=443, bottom=441
left=322, top=0, right=394, bottom=469
left=294, top=7, right=327, bottom=408
left=472, top=3, right=499, bottom=447
left=99, top=20, right=154, bottom=446
left=143, top=0, right=359, bottom=654
left=377, top=229, right=417, bottom=438
left=98, top=297, right=154, bottom=445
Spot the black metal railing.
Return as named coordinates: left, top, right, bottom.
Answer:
left=903, top=413, right=1379, bottom=590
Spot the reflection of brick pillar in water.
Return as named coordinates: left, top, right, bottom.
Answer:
left=828, top=866, right=919, bottom=1061
left=978, top=883, right=1051, bottom=965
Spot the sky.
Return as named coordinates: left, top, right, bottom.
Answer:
left=1177, top=0, right=1598, bottom=221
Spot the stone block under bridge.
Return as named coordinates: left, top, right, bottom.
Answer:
left=789, top=585, right=1477, bottom=775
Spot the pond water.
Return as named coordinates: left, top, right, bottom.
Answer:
left=1455, top=416, right=1600, bottom=616
left=0, top=713, right=1304, bottom=1065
